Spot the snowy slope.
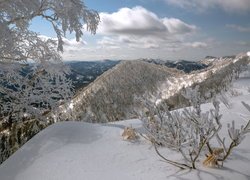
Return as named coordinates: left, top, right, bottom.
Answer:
left=0, top=120, right=168, bottom=180
left=0, top=78, right=250, bottom=180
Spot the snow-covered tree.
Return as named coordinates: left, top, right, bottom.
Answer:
left=0, top=0, right=100, bottom=122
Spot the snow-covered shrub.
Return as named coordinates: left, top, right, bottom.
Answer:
left=213, top=101, right=250, bottom=166
left=140, top=86, right=250, bottom=169
left=230, top=89, right=243, bottom=97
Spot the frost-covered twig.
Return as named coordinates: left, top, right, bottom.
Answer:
left=215, top=102, right=250, bottom=164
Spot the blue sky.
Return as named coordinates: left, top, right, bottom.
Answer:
left=30, top=0, right=250, bottom=61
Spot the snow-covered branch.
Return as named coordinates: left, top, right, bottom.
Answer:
left=0, top=0, right=100, bottom=122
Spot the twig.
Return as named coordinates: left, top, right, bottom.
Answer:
left=154, top=143, right=192, bottom=169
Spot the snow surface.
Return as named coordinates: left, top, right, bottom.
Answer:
left=1, top=77, right=250, bottom=180
left=247, top=51, right=250, bottom=57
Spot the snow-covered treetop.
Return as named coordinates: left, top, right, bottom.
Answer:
left=0, top=0, right=100, bottom=62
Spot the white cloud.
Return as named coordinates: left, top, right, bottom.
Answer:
left=93, top=6, right=198, bottom=51
left=63, top=38, right=87, bottom=47
left=38, top=35, right=90, bottom=60
left=97, top=37, right=120, bottom=49
left=226, top=24, right=250, bottom=32
left=186, top=42, right=208, bottom=48
left=98, top=6, right=196, bottom=38
left=165, top=0, right=250, bottom=13
left=162, top=18, right=196, bottom=34
left=119, top=36, right=160, bottom=49
left=97, top=37, right=116, bottom=46
left=39, top=35, right=87, bottom=48
left=96, top=35, right=160, bottom=50
left=60, top=38, right=89, bottom=60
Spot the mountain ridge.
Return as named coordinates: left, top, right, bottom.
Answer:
left=57, top=53, right=250, bottom=123
left=58, top=60, right=182, bottom=122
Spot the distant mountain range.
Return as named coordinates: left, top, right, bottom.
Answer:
left=143, top=59, right=208, bottom=73
left=66, top=60, right=120, bottom=90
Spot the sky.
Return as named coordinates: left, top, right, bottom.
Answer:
left=30, top=0, right=250, bottom=61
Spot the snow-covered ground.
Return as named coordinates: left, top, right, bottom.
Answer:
left=0, top=77, right=250, bottom=180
